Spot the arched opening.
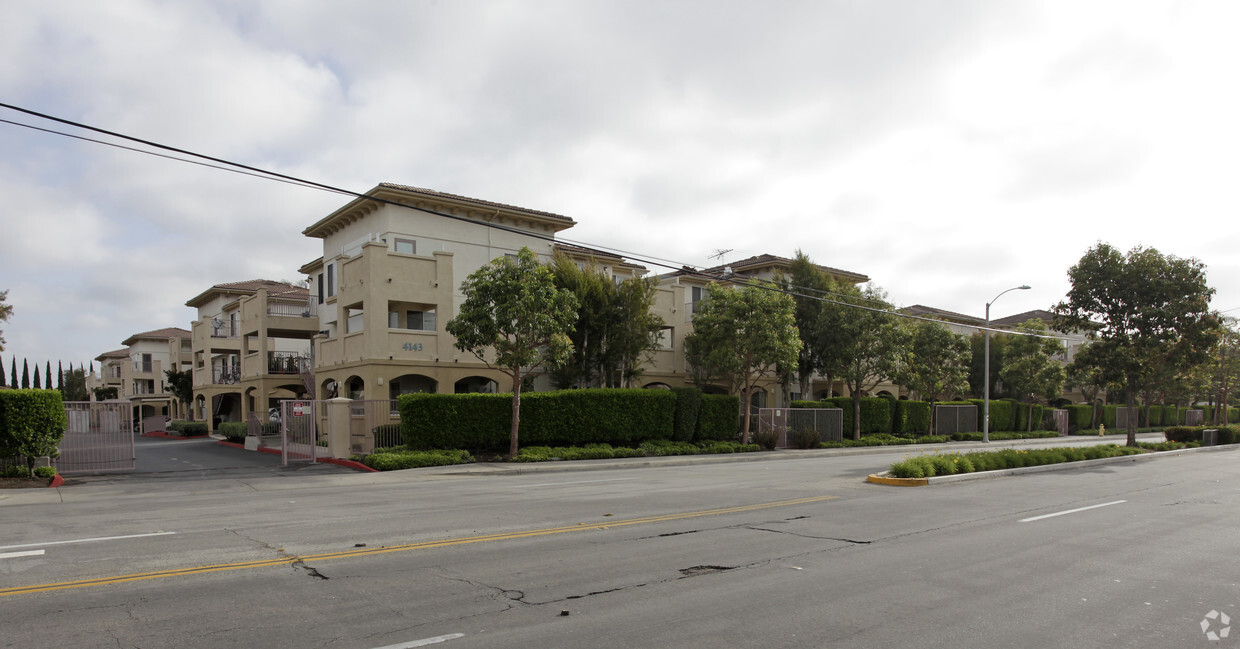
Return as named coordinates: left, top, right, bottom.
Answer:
left=876, top=390, right=894, bottom=398
left=455, top=376, right=498, bottom=394
left=642, top=382, right=672, bottom=390
left=700, top=385, right=728, bottom=395
left=195, top=394, right=207, bottom=421
left=389, top=374, right=437, bottom=400
left=321, top=378, right=339, bottom=400
left=345, top=376, right=365, bottom=400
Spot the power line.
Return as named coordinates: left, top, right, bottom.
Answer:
left=0, top=101, right=1055, bottom=338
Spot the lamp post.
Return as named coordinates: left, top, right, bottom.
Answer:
left=983, top=284, right=1031, bottom=443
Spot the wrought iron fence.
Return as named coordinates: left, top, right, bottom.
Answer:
left=54, top=401, right=135, bottom=475
left=934, top=405, right=978, bottom=435
left=757, top=407, right=843, bottom=448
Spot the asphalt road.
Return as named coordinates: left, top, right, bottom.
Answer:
left=2, top=439, right=1237, bottom=649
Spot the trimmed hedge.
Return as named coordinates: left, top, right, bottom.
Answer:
left=1165, top=425, right=1240, bottom=445
left=168, top=420, right=208, bottom=436
left=1066, top=405, right=1094, bottom=430
left=1015, top=404, right=1045, bottom=432
left=0, top=390, right=68, bottom=472
left=889, top=444, right=1143, bottom=478
left=822, top=396, right=892, bottom=435
left=670, top=387, right=702, bottom=443
left=400, top=389, right=677, bottom=450
left=217, top=422, right=248, bottom=443
left=363, top=449, right=473, bottom=471
left=695, top=394, right=740, bottom=441
left=897, top=400, right=931, bottom=434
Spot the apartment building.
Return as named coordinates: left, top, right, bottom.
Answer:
left=185, top=280, right=317, bottom=431
left=85, top=328, right=193, bottom=424
left=991, top=309, right=1101, bottom=404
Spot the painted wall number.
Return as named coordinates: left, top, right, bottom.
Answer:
left=402, top=342, right=424, bottom=351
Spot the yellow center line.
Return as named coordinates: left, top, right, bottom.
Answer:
left=1, top=494, right=837, bottom=597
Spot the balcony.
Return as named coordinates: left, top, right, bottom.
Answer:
left=210, top=318, right=239, bottom=338
left=268, top=351, right=312, bottom=375
left=212, top=367, right=241, bottom=385
left=133, top=361, right=153, bottom=373
left=267, top=300, right=318, bottom=318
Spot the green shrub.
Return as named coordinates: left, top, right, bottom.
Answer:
left=887, top=444, right=1144, bottom=478
left=1163, top=426, right=1202, bottom=443
left=217, top=422, right=247, bottom=443
left=168, top=421, right=208, bottom=436
left=753, top=429, right=779, bottom=450
left=670, top=387, right=703, bottom=442
left=789, top=426, right=822, bottom=449
left=914, top=434, right=950, bottom=444
left=898, top=401, right=931, bottom=434
left=1065, top=405, right=1094, bottom=431
left=640, top=440, right=700, bottom=456
left=0, top=389, right=68, bottom=475
left=790, top=400, right=823, bottom=408
left=32, top=465, right=57, bottom=479
left=695, top=394, right=740, bottom=441
left=364, top=449, right=473, bottom=471
left=399, top=389, right=677, bottom=450
left=699, top=440, right=759, bottom=454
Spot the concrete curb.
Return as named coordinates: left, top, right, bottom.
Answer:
left=866, top=443, right=1238, bottom=487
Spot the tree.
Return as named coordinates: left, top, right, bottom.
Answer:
left=21, top=359, right=29, bottom=389
left=684, top=281, right=801, bottom=437
left=969, top=332, right=1012, bottom=399
left=57, top=361, right=64, bottom=393
left=549, top=254, right=664, bottom=389
left=0, top=289, right=12, bottom=352
left=93, top=386, right=119, bottom=401
left=63, top=365, right=89, bottom=401
left=446, top=247, right=578, bottom=457
left=782, top=251, right=835, bottom=400
left=9, top=357, right=16, bottom=389
left=894, top=320, right=971, bottom=432
left=1208, top=319, right=1240, bottom=426
left=33, top=365, right=41, bottom=389
left=165, top=368, right=195, bottom=419
left=821, top=284, right=902, bottom=439
left=1054, top=244, right=1219, bottom=446
left=1065, top=344, right=1116, bottom=428
left=0, top=354, right=5, bottom=388
left=1000, top=320, right=1066, bottom=430
left=45, top=361, right=51, bottom=390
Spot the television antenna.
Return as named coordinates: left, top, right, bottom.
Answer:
left=708, top=248, right=733, bottom=264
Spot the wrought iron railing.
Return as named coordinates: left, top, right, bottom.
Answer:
left=268, top=352, right=312, bottom=375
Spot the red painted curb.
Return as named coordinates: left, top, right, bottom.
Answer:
left=141, top=431, right=208, bottom=439
left=214, top=439, right=373, bottom=470
left=49, top=474, right=64, bottom=488
left=319, top=458, right=379, bottom=472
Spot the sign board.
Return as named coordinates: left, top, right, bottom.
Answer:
left=293, top=403, right=304, bottom=417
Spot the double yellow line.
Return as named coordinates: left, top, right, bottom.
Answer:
left=1, top=494, right=837, bottom=597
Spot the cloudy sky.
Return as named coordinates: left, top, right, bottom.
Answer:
left=2, top=1, right=1239, bottom=374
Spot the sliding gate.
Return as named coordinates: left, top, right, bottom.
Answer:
left=279, top=400, right=319, bottom=465
left=54, top=401, right=136, bottom=475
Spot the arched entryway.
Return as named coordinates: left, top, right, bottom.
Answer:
left=454, top=376, right=498, bottom=394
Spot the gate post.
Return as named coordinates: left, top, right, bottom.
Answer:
left=326, top=398, right=353, bottom=459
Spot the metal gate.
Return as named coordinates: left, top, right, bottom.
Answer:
left=935, top=405, right=978, bottom=435
left=1051, top=409, right=1069, bottom=436
left=279, top=399, right=319, bottom=465
left=54, top=401, right=135, bottom=475
left=758, top=407, right=844, bottom=448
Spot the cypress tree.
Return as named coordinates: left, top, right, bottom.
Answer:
left=21, top=359, right=29, bottom=388
left=33, top=365, right=41, bottom=389
left=58, top=361, right=64, bottom=393
left=9, top=357, right=16, bottom=388
left=0, top=354, right=4, bottom=387
left=46, top=361, right=52, bottom=389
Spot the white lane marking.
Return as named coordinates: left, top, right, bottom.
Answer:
left=371, top=633, right=465, bottom=648
left=523, top=477, right=637, bottom=488
left=0, top=550, right=45, bottom=560
left=0, top=531, right=176, bottom=551
left=1019, top=500, right=1128, bottom=523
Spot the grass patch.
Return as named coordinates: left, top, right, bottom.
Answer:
left=888, top=444, right=1143, bottom=478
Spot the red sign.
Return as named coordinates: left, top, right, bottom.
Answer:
left=293, top=403, right=304, bottom=417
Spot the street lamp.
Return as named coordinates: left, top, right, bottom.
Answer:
left=983, top=284, right=1031, bottom=443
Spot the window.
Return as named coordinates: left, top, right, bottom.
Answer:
left=388, top=311, right=399, bottom=329
left=690, top=286, right=704, bottom=313
left=317, top=273, right=324, bottom=304
left=327, top=263, right=336, bottom=298
left=657, top=327, right=674, bottom=350
left=407, top=310, right=437, bottom=332
left=394, top=238, right=416, bottom=255
left=346, top=308, right=363, bottom=333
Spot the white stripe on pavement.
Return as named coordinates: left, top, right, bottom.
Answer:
left=0, top=550, right=46, bottom=560
left=370, top=633, right=465, bottom=648
left=0, top=531, right=176, bottom=551
left=1019, top=500, right=1127, bottom=523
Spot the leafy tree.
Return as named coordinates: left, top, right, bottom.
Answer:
left=549, top=254, right=664, bottom=389
left=819, top=283, right=902, bottom=439
left=1000, top=320, right=1066, bottom=430
left=446, top=247, right=578, bottom=457
left=1065, top=344, right=1117, bottom=428
left=0, top=289, right=11, bottom=352
left=1208, top=319, right=1240, bottom=426
left=63, top=365, right=89, bottom=401
left=1054, top=244, right=1219, bottom=445
left=93, top=386, right=119, bottom=401
left=781, top=251, right=836, bottom=400
left=894, top=320, right=971, bottom=431
left=969, top=332, right=1012, bottom=399
left=685, top=281, right=801, bottom=437
left=164, top=368, right=195, bottom=419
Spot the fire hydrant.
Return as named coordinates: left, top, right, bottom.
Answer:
left=1098, top=424, right=1105, bottom=437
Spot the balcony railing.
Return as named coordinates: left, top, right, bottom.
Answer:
left=268, top=352, right=312, bottom=375
left=210, top=318, right=239, bottom=338
left=212, top=367, right=240, bottom=385
left=133, top=361, right=153, bottom=373
left=267, top=300, right=317, bottom=318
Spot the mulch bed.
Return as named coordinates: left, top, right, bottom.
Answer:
left=0, top=476, right=56, bottom=489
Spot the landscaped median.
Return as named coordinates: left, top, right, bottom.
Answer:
left=357, top=440, right=761, bottom=471
left=867, top=441, right=1204, bottom=486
